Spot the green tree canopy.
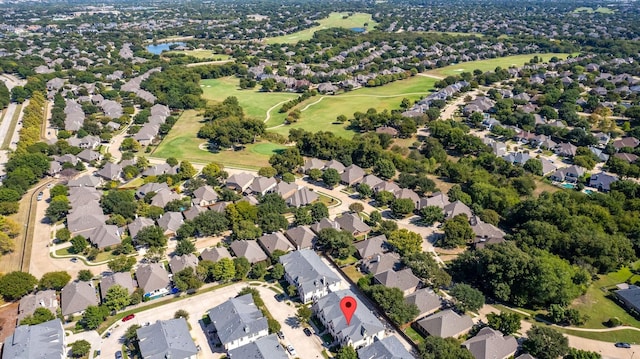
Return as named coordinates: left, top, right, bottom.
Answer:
left=523, top=326, right=569, bottom=359
left=0, top=271, right=38, bottom=300
left=38, top=271, right=71, bottom=291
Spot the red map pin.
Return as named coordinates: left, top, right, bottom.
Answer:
left=340, top=296, right=357, bottom=325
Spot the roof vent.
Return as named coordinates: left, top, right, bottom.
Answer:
left=244, top=326, right=249, bottom=333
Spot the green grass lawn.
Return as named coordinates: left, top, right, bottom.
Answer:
left=573, top=7, right=615, bottom=14
left=404, top=326, right=425, bottom=344
left=152, top=110, right=282, bottom=169
left=265, top=12, right=377, bottom=44
left=570, top=265, right=640, bottom=329
left=165, top=50, right=231, bottom=60
left=342, top=265, right=364, bottom=283
left=270, top=76, right=438, bottom=138
left=426, top=53, right=574, bottom=78
left=556, top=328, right=640, bottom=343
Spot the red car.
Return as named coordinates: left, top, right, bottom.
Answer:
left=122, top=314, right=135, bottom=322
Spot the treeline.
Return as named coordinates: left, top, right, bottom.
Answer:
left=141, top=62, right=245, bottom=109
left=278, top=90, right=317, bottom=113
left=1, top=91, right=49, bottom=216
left=0, top=81, right=9, bottom=109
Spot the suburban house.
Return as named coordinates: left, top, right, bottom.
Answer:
left=335, top=213, right=371, bottom=237
left=142, top=164, right=178, bottom=177
left=60, top=281, right=99, bottom=316
left=286, top=187, right=319, bottom=207
left=192, top=185, right=218, bottom=207
left=361, top=174, right=384, bottom=189
left=183, top=205, right=207, bottom=221
left=362, top=252, right=400, bottom=275
left=95, top=162, right=123, bottom=181
left=128, top=217, right=155, bottom=239
left=200, top=247, right=232, bottom=262
left=354, top=234, right=386, bottom=259
left=325, top=160, right=346, bottom=173
left=229, top=240, right=268, bottom=264
left=169, top=254, right=199, bottom=274
left=274, top=181, right=298, bottom=200
left=207, top=294, right=269, bottom=350
left=415, top=309, right=474, bottom=338
left=99, top=272, right=136, bottom=301
left=248, top=177, right=277, bottom=195
left=550, top=165, right=585, bottom=183
left=227, top=173, right=255, bottom=192
left=157, top=212, right=184, bottom=236
left=302, top=158, right=326, bottom=173
left=470, top=216, right=506, bottom=249
left=462, top=327, right=518, bottom=359
left=614, top=284, right=640, bottom=315
left=227, top=334, right=288, bottom=359
left=589, top=172, right=618, bottom=192
left=150, top=189, right=183, bottom=208
left=87, top=224, right=121, bottom=249
left=554, top=142, right=578, bottom=157
left=258, top=232, right=294, bottom=257
left=135, top=182, right=170, bottom=199
left=418, top=192, right=450, bottom=210
left=137, top=318, right=198, bottom=359
left=135, top=263, right=171, bottom=299
left=284, top=225, right=316, bottom=250
left=612, top=136, right=640, bottom=151
left=356, top=336, right=414, bottom=359
left=18, top=290, right=58, bottom=322
left=405, top=288, right=442, bottom=319
left=279, top=249, right=342, bottom=303
left=313, top=289, right=385, bottom=349
left=373, top=269, right=420, bottom=296
left=2, top=319, right=65, bottom=359
left=311, top=218, right=341, bottom=234
left=340, top=164, right=365, bottom=186
left=443, top=200, right=473, bottom=219
left=68, top=175, right=102, bottom=188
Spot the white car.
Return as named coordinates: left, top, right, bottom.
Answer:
left=286, top=344, right=296, bottom=356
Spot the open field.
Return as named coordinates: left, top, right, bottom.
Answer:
left=202, top=75, right=438, bottom=139
left=152, top=110, right=283, bottom=169
left=265, top=12, right=376, bottom=44
left=165, top=50, right=232, bottom=60
left=570, top=265, right=640, bottom=329
left=425, top=53, right=574, bottom=78
left=201, top=77, right=297, bottom=124
left=573, top=7, right=615, bottom=14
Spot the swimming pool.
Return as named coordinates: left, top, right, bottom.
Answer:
left=561, top=183, right=576, bottom=189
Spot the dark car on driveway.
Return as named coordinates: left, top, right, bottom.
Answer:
left=303, top=327, right=312, bottom=336
left=615, top=342, right=631, bottom=348
left=115, top=351, right=123, bottom=359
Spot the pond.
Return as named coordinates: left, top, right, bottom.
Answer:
left=351, top=27, right=366, bottom=33
left=146, top=42, right=186, bottom=55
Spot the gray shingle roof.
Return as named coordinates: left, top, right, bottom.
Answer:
left=416, top=309, right=473, bottom=338
left=128, top=217, right=155, bottom=239
left=462, top=327, right=518, bottom=359
left=374, top=269, right=420, bottom=293
left=18, top=290, right=58, bottom=321
left=357, top=336, right=414, bottom=359
left=60, top=281, right=98, bottom=315
left=354, top=234, right=386, bottom=259
left=285, top=225, right=316, bottom=250
left=227, top=334, right=288, bottom=359
left=258, top=232, right=293, bottom=255
left=286, top=187, right=319, bottom=207
left=137, top=318, right=198, bottom=359
left=405, top=288, right=442, bottom=318
left=230, top=240, right=268, bottom=263
left=2, top=319, right=65, bottom=359
left=279, top=249, right=341, bottom=297
left=336, top=213, right=371, bottom=235
left=99, top=272, right=135, bottom=300
left=169, top=254, right=199, bottom=273
left=200, top=247, right=231, bottom=262
left=135, top=263, right=170, bottom=294
left=208, top=294, right=268, bottom=346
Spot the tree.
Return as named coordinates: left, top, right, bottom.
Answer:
left=108, top=255, right=137, bottom=272
left=296, top=306, right=312, bottom=326
left=368, top=285, right=419, bottom=324
left=179, top=160, right=197, bottom=180
left=564, top=348, right=602, bottom=359
left=136, top=226, right=166, bottom=247
left=309, top=202, right=329, bottom=222
left=357, top=183, right=373, bottom=198
left=270, top=263, right=285, bottom=280
left=487, top=312, right=521, bottom=335
left=419, top=336, right=475, bottom=359
left=442, top=214, right=474, bottom=248
left=249, top=262, right=268, bottom=279
left=308, top=168, right=323, bottom=181
left=374, top=190, right=395, bottom=206
left=258, top=166, right=277, bottom=178
left=174, top=267, right=203, bottom=292
left=403, top=252, right=451, bottom=287
left=269, top=148, right=304, bottom=174
left=101, top=190, right=138, bottom=219
left=420, top=206, right=444, bottom=226
left=174, top=309, right=189, bottom=319
left=70, top=235, right=88, bottom=254
left=268, top=317, right=281, bottom=333
left=193, top=211, right=229, bottom=236
left=70, top=340, right=91, bottom=358
left=202, top=162, right=223, bottom=184
left=46, top=197, right=71, bottom=222
left=234, top=257, right=251, bottom=280
left=104, top=284, right=131, bottom=311
left=56, top=228, right=71, bottom=242
left=524, top=158, right=543, bottom=176
left=316, top=228, right=356, bottom=259
left=335, top=346, right=358, bottom=359
left=77, top=270, right=93, bottom=282
left=20, top=307, right=55, bottom=325
left=175, top=239, right=196, bottom=256
left=387, top=229, right=422, bottom=256
left=0, top=271, right=37, bottom=300
left=348, top=203, right=364, bottom=213
left=391, top=198, right=415, bottom=217
left=143, top=246, right=165, bottom=263
left=374, top=159, right=396, bottom=180
left=450, top=283, right=485, bottom=313
left=38, top=271, right=71, bottom=290
left=322, top=168, right=340, bottom=188
left=522, top=326, right=569, bottom=359
left=213, top=257, right=236, bottom=282
left=80, top=305, right=109, bottom=329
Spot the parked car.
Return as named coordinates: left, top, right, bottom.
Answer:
left=105, top=331, right=111, bottom=338
left=36, top=192, right=43, bottom=201
left=277, top=331, right=285, bottom=340
left=303, top=328, right=312, bottom=337
left=115, top=351, right=123, bottom=359
left=70, top=258, right=78, bottom=263
left=286, top=344, right=297, bottom=356
left=274, top=293, right=285, bottom=302
left=122, top=313, right=135, bottom=322
left=615, top=342, right=631, bottom=348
